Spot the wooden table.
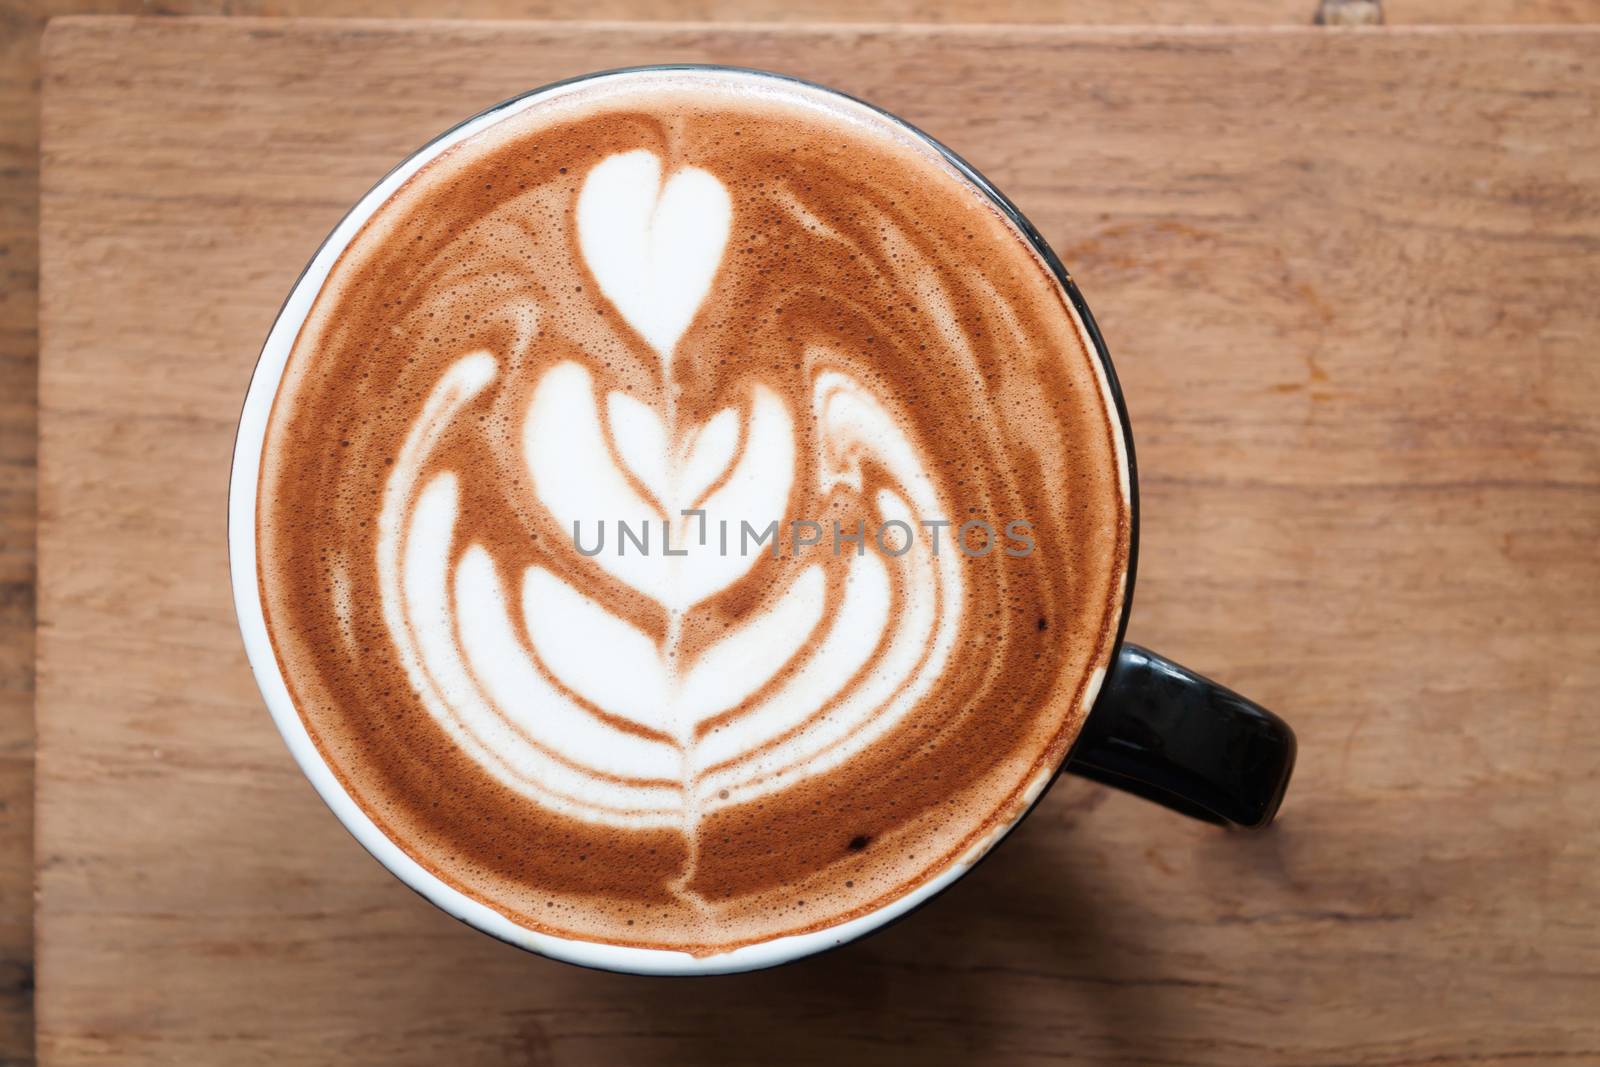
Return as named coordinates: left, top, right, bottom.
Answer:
left=32, top=13, right=1600, bottom=1066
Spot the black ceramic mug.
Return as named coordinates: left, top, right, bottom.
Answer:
left=910, top=86, right=1296, bottom=833
left=233, top=65, right=1296, bottom=974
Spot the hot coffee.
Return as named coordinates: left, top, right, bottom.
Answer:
left=254, top=68, right=1131, bottom=955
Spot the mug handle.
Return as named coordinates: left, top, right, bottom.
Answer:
left=1066, top=644, right=1296, bottom=829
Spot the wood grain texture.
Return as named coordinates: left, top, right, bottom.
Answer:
left=32, top=13, right=1600, bottom=1067
left=6, top=6, right=1600, bottom=1067
left=7, top=6, right=1373, bottom=1061
left=10, top=6, right=1599, bottom=1065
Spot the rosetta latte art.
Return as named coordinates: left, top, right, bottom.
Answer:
left=257, top=72, right=1129, bottom=954
left=378, top=149, right=963, bottom=833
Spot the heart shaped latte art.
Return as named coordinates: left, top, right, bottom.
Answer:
left=577, top=149, right=732, bottom=360
left=607, top=391, right=741, bottom=514
left=522, top=360, right=794, bottom=612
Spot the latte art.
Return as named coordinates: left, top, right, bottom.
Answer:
left=380, top=152, right=962, bottom=836
left=257, top=71, right=1130, bottom=954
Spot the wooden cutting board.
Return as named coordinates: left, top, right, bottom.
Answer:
left=38, top=16, right=1600, bottom=1065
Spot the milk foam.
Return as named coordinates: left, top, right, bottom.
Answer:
left=576, top=150, right=731, bottom=361
left=257, top=70, right=1131, bottom=955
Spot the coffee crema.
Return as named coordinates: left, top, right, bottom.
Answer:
left=257, top=70, right=1131, bottom=956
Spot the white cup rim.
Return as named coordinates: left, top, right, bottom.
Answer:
left=228, top=64, right=1133, bottom=976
